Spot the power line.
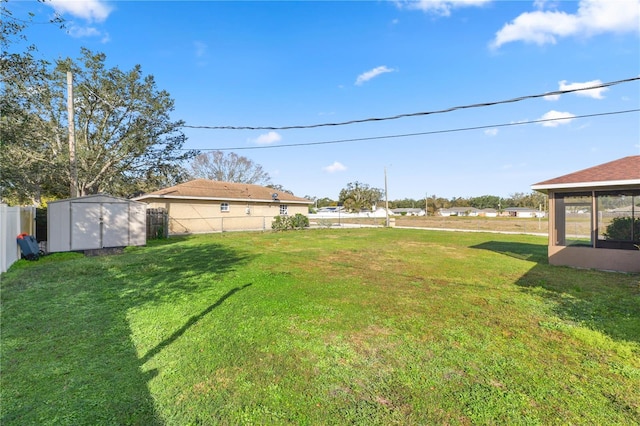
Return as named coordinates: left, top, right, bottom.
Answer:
left=183, top=77, right=640, bottom=131
left=194, top=109, right=640, bottom=151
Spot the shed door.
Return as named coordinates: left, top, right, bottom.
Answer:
left=102, top=203, right=129, bottom=248
left=71, top=203, right=101, bottom=250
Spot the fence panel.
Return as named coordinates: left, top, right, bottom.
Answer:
left=1, top=205, right=35, bottom=273
left=146, top=208, right=169, bottom=239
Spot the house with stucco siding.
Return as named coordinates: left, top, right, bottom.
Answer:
left=134, top=179, right=312, bottom=235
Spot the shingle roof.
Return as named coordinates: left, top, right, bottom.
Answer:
left=532, top=156, right=640, bottom=191
left=136, top=179, right=312, bottom=204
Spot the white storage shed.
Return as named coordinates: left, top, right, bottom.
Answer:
left=48, top=195, right=146, bottom=253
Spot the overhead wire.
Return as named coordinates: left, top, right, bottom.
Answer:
left=193, top=109, right=640, bottom=151
left=64, top=73, right=639, bottom=153
left=183, top=77, right=640, bottom=131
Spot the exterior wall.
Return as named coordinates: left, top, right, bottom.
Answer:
left=142, top=198, right=309, bottom=235
left=548, top=245, right=640, bottom=273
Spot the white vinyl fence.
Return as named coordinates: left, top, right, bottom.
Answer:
left=0, top=204, right=36, bottom=273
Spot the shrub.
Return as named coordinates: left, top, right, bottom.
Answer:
left=290, top=213, right=309, bottom=229
left=271, top=215, right=289, bottom=231
left=271, top=214, right=309, bottom=231
left=603, top=216, right=640, bottom=241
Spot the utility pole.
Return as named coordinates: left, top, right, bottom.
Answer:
left=425, top=193, right=428, bottom=216
left=67, top=71, right=78, bottom=198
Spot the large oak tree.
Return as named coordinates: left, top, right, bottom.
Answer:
left=339, top=181, right=383, bottom=212
left=2, top=47, right=196, bottom=204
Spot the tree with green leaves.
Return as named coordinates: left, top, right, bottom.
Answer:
left=0, top=1, right=65, bottom=204
left=2, top=47, right=196, bottom=204
left=469, top=195, right=501, bottom=209
left=339, top=181, right=383, bottom=212
left=506, top=192, right=547, bottom=209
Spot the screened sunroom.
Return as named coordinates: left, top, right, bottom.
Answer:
left=532, top=156, right=640, bottom=273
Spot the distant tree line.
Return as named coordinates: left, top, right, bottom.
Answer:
left=307, top=188, right=547, bottom=214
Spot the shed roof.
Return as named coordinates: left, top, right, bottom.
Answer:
left=531, top=155, right=640, bottom=192
left=135, top=179, right=312, bottom=204
left=48, top=194, right=145, bottom=205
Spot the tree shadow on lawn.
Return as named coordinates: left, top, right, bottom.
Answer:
left=471, top=241, right=640, bottom=345
left=1, top=241, right=254, bottom=425
left=140, top=282, right=253, bottom=365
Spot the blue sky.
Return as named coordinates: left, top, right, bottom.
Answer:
left=9, top=0, right=640, bottom=200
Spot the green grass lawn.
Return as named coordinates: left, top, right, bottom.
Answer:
left=1, top=228, right=639, bottom=425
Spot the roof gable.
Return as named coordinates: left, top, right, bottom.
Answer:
left=136, top=179, right=312, bottom=204
left=532, top=156, right=640, bottom=191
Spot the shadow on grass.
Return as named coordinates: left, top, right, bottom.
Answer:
left=140, top=283, right=253, bottom=364
left=471, top=241, right=640, bottom=345
left=470, top=241, right=548, bottom=264
left=0, top=240, right=254, bottom=425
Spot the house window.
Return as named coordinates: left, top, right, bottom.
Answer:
left=220, top=202, right=229, bottom=212
left=280, top=205, right=288, bottom=215
left=596, top=191, right=640, bottom=249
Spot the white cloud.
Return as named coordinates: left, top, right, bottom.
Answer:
left=539, top=110, right=576, bottom=127
left=533, top=0, right=561, bottom=10
left=48, top=0, right=112, bottom=22
left=323, top=161, right=347, bottom=173
left=491, top=0, right=640, bottom=49
left=560, top=79, right=608, bottom=99
left=484, top=128, right=499, bottom=136
left=66, top=24, right=110, bottom=42
left=67, top=25, right=100, bottom=38
left=396, top=0, right=491, bottom=17
left=194, top=41, right=208, bottom=58
left=533, top=0, right=547, bottom=9
left=249, top=131, right=282, bottom=145
left=545, top=79, right=608, bottom=101
left=355, top=66, right=396, bottom=86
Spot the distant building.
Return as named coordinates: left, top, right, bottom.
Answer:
left=478, top=208, right=498, bottom=217
left=392, top=208, right=425, bottom=216
left=503, top=207, right=545, bottom=218
left=438, top=207, right=480, bottom=217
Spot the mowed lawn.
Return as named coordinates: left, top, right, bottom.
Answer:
left=1, top=228, right=639, bottom=425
